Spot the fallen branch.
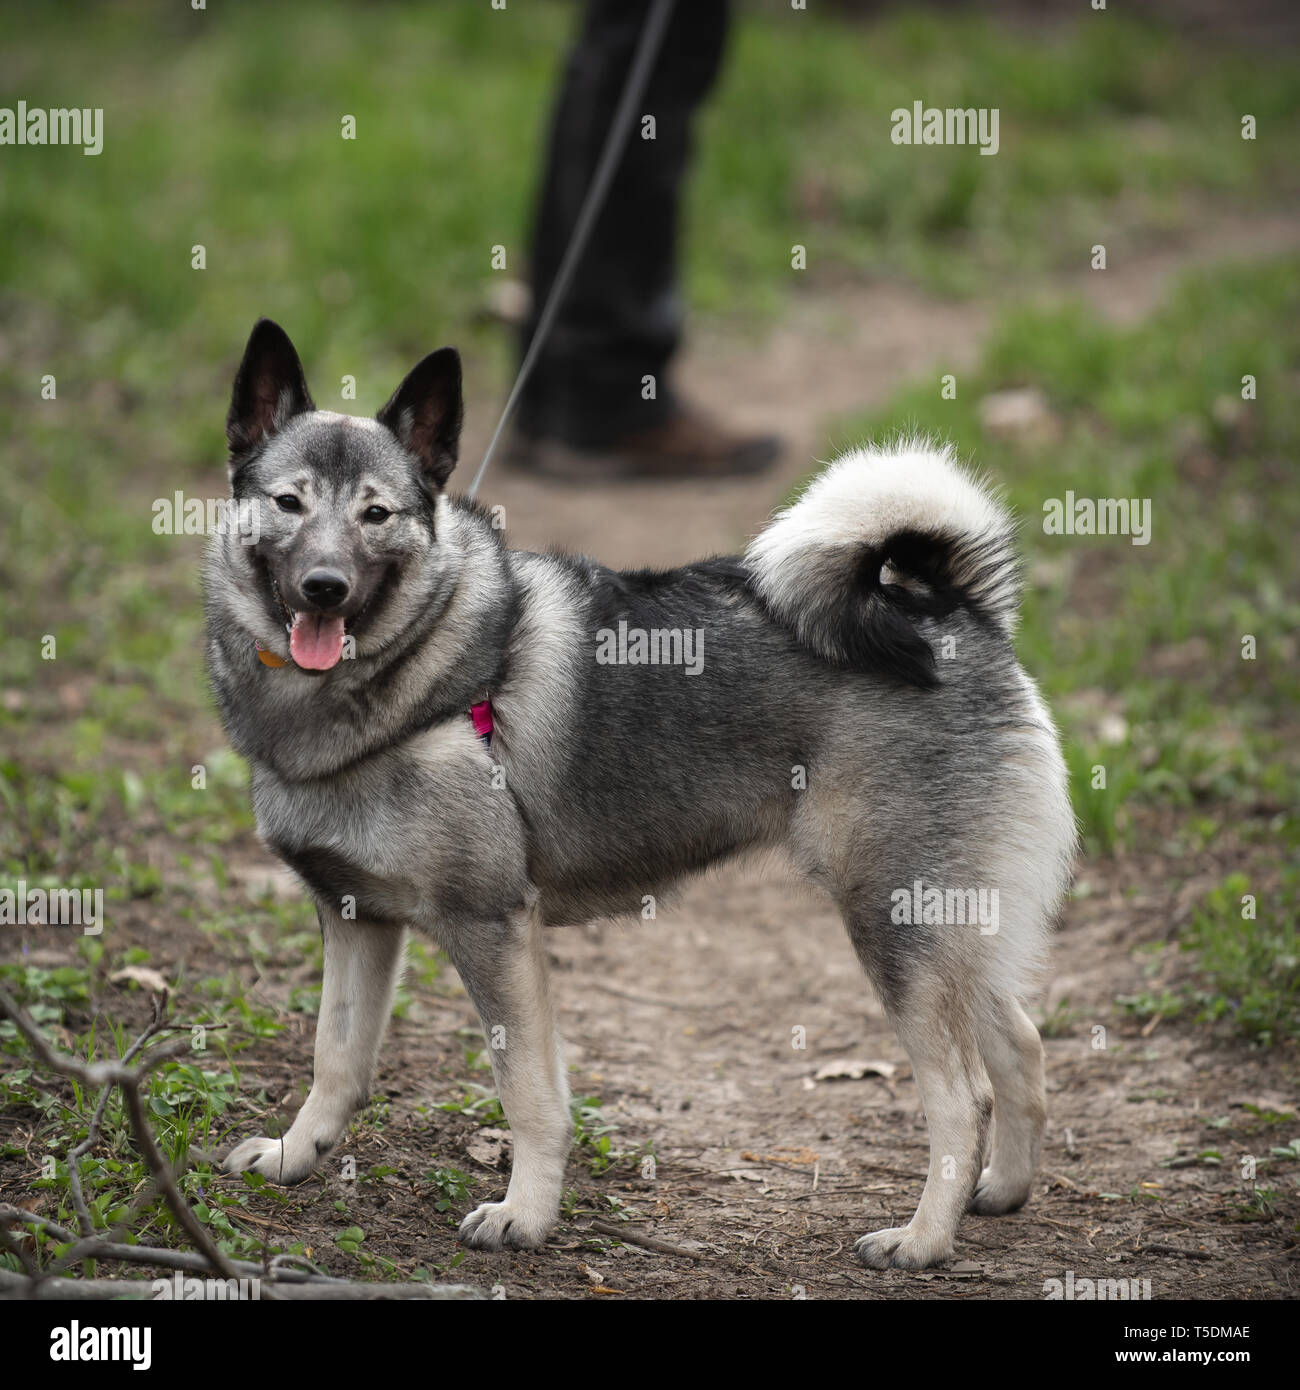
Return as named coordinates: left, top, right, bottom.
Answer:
left=64, top=992, right=174, bottom=1240
left=588, top=1218, right=705, bottom=1261
left=1136, top=1242, right=1218, bottom=1262
left=0, top=1269, right=483, bottom=1300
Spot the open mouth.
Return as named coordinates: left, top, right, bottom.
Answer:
left=288, top=611, right=346, bottom=670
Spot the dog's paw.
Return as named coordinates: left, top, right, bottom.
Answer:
left=854, top=1225, right=953, bottom=1270
left=223, top=1135, right=318, bottom=1186
left=969, top=1166, right=1032, bottom=1215
left=458, top=1199, right=553, bottom=1252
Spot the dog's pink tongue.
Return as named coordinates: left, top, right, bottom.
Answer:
left=289, top=612, right=346, bottom=670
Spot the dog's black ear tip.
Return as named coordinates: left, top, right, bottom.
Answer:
left=404, top=347, right=463, bottom=397
left=244, top=317, right=292, bottom=347
left=234, top=319, right=300, bottom=371
left=426, top=345, right=462, bottom=374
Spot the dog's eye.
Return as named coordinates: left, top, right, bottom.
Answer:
left=362, top=505, right=391, bottom=523
left=275, top=495, right=301, bottom=513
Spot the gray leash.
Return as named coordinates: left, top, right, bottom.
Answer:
left=465, top=0, right=677, bottom=500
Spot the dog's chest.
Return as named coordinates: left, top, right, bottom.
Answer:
left=246, top=720, right=515, bottom=925
left=252, top=756, right=421, bottom=872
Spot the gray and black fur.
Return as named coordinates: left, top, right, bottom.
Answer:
left=208, top=320, right=1076, bottom=1269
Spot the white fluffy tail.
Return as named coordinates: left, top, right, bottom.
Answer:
left=746, top=440, right=1019, bottom=686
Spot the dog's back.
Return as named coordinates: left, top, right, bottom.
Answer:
left=493, top=443, right=1073, bottom=981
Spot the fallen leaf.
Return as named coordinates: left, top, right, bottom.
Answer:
left=464, top=1128, right=510, bottom=1168
left=741, top=1147, right=820, bottom=1165
left=977, top=386, right=1061, bottom=445
left=813, top=1059, right=897, bottom=1083
left=109, top=965, right=170, bottom=994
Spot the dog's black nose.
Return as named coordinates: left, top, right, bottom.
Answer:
left=300, top=569, right=350, bottom=607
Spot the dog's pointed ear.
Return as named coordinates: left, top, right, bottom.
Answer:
left=376, top=347, right=463, bottom=488
left=227, top=319, right=314, bottom=456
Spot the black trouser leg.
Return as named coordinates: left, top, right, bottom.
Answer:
left=515, top=0, right=730, bottom=449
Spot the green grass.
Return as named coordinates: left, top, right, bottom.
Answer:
left=1182, top=871, right=1300, bottom=1045
left=700, top=8, right=1299, bottom=301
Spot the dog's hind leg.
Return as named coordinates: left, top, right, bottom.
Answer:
left=832, top=893, right=992, bottom=1269
left=446, top=906, right=572, bottom=1252
left=225, top=911, right=406, bottom=1183
left=852, top=978, right=993, bottom=1269
left=969, top=995, right=1045, bottom=1214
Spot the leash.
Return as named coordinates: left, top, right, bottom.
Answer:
left=465, top=0, right=677, bottom=501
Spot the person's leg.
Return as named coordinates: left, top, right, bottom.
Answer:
left=517, top=0, right=728, bottom=450
left=514, top=0, right=777, bottom=477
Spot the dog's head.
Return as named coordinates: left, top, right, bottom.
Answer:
left=222, top=318, right=463, bottom=671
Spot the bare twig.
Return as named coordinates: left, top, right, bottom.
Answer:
left=120, top=1080, right=244, bottom=1283
left=1136, top=1242, right=1217, bottom=1262
left=0, top=987, right=247, bottom=1287
left=588, top=1218, right=706, bottom=1261
left=586, top=981, right=708, bottom=1011
left=1, top=1206, right=321, bottom=1283
left=0, top=987, right=190, bottom=1086
left=0, top=1269, right=483, bottom=1300
left=66, top=994, right=170, bottom=1239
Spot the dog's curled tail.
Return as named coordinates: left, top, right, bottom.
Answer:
left=745, top=439, right=1019, bottom=688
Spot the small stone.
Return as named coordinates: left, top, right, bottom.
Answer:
left=978, top=387, right=1060, bottom=445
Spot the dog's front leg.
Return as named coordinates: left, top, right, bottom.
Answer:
left=445, top=908, right=572, bottom=1251
left=225, top=911, right=406, bottom=1184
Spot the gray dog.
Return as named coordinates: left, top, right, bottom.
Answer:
left=208, top=320, right=1075, bottom=1269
